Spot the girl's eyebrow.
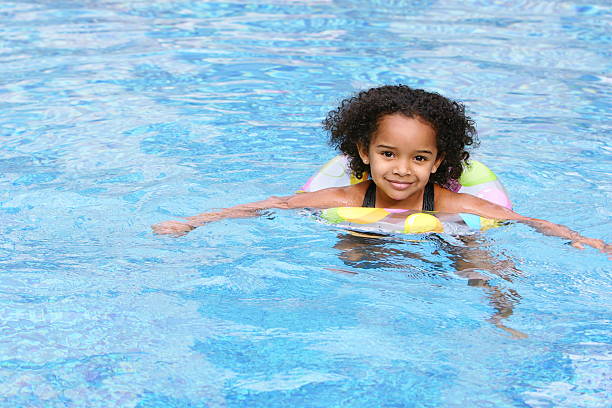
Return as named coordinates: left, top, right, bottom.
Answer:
left=376, top=144, right=434, bottom=155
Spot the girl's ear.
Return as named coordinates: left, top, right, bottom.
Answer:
left=431, top=153, right=445, bottom=173
left=357, top=143, right=369, bottom=165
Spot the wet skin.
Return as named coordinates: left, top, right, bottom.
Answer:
left=151, top=113, right=611, bottom=255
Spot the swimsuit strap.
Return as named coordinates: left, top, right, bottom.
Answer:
left=362, top=181, right=376, bottom=208
left=423, top=182, right=435, bottom=211
left=361, top=181, right=435, bottom=210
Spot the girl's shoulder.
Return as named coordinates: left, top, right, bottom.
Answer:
left=287, top=181, right=369, bottom=209
left=326, top=181, right=370, bottom=206
left=434, top=184, right=518, bottom=219
left=433, top=184, right=465, bottom=213
left=434, top=184, right=495, bottom=214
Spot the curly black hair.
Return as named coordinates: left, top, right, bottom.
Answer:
left=323, top=84, right=478, bottom=185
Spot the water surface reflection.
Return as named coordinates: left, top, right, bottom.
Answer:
left=332, top=232, right=527, bottom=338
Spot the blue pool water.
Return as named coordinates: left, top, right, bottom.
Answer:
left=1, top=0, right=611, bottom=406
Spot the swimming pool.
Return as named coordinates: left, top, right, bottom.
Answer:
left=1, top=0, right=610, bottom=406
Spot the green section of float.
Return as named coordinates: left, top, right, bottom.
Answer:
left=459, top=160, right=497, bottom=186
left=320, top=208, right=344, bottom=224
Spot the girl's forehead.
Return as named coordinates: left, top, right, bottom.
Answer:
left=376, top=112, right=433, bottom=129
left=372, top=113, right=437, bottom=145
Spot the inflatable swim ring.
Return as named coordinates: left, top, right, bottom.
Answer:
left=301, top=155, right=512, bottom=235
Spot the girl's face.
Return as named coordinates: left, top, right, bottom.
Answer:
left=357, top=113, right=444, bottom=209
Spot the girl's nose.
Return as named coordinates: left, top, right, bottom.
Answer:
left=393, top=162, right=411, bottom=176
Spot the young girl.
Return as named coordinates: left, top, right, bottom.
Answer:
left=152, top=85, right=610, bottom=253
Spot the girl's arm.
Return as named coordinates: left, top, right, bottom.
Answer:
left=446, top=191, right=611, bottom=254
left=152, top=185, right=361, bottom=236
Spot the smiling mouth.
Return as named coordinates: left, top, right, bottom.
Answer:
left=386, top=179, right=414, bottom=190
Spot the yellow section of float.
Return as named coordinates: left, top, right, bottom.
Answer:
left=336, top=207, right=389, bottom=224
left=403, top=213, right=444, bottom=233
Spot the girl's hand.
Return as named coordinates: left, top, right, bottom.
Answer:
left=571, top=237, right=612, bottom=254
left=152, top=220, right=195, bottom=236
left=447, top=194, right=612, bottom=257
left=151, top=210, right=245, bottom=236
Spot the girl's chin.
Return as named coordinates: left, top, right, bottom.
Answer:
left=378, top=191, right=418, bottom=206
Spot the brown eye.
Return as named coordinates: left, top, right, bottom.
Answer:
left=382, top=151, right=394, bottom=158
